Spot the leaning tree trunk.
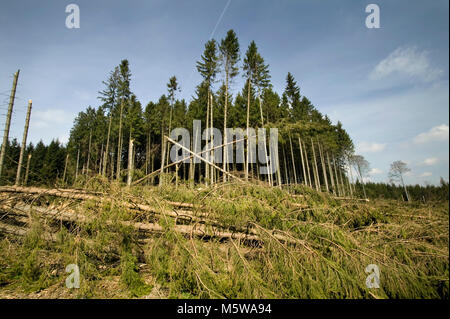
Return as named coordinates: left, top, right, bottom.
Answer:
left=116, top=100, right=124, bottom=180
left=338, top=164, right=347, bottom=197
left=400, top=175, right=410, bottom=201
left=258, top=94, right=271, bottom=186
left=333, top=156, right=341, bottom=197
left=86, top=129, right=92, bottom=175
left=327, top=152, right=336, bottom=195
left=318, top=141, right=329, bottom=192
left=346, top=156, right=354, bottom=197
left=103, top=111, right=113, bottom=177
left=282, top=143, right=289, bottom=185
left=245, top=79, right=251, bottom=181
left=75, top=147, right=80, bottom=181
left=205, top=87, right=210, bottom=186
left=303, top=140, right=312, bottom=188
left=63, top=154, right=69, bottom=184
left=210, top=93, right=215, bottom=185
left=24, top=153, right=31, bottom=186
left=289, top=132, right=297, bottom=184
left=298, top=137, right=306, bottom=186
left=310, top=138, right=320, bottom=191
left=127, top=135, right=134, bottom=187
left=223, top=70, right=229, bottom=183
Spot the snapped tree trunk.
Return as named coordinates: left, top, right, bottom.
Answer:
left=311, top=138, right=320, bottom=191
left=116, top=100, right=124, bottom=180
left=318, top=141, right=329, bottom=192
left=24, top=153, right=31, bottom=186
left=327, top=152, right=336, bottom=195
left=15, top=99, right=32, bottom=186
left=127, top=136, right=134, bottom=187
left=86, top=129, right=92, bottom=175
left=303, top=140, right=312, bottom=188
left=289, top=132, right=297, bottom=184
left=298, top=137, right=306, bottom=186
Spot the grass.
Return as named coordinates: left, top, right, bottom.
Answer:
left=0, top=182, right=448, bottom=298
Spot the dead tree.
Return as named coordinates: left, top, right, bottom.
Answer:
left=15, top=99, right=32, bottom=186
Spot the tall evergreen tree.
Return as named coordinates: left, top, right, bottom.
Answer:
left=219, top=29, right=240, bottom=181
left=98, top=66, right=120, bottom=177
left=197, top=39, right=219, bottom=184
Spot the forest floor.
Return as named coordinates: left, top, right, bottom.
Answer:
left=0, top=178, right=448, bottom=299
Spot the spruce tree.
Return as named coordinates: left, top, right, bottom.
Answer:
left=219, top=29, right=240, bottom=181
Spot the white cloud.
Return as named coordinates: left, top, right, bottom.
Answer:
left=423, top=157, right=439, bottom=166
left=356, top=141, right=386, bottom=153
left=370, top=46, right=442, bottom=82
left=33, top=109, right=73, bottom=129
left=369, top=168, right=383, bottom=175
left=414, top=124, right=449, bottom=144
left=420, top=172, right=432, bottom=177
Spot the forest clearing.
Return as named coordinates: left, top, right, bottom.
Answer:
left=0, top=180, right=448, bottom=298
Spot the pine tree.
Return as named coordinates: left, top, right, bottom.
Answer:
left=219, top=29, right=240, bottom=182
left=98, top=66, right=120, bottom=177
left=284, top=72, right=301, bottom=120
left=197, top=40, right=219, bottom=184
left=116, top=59, right=132, bottom=181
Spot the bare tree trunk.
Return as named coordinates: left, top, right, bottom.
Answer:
left=116, top=100, right=124, bottom=180
left=166, top=105, right=173, bottom=168
left=311, top=138, right=320, bottom=191
left=338, top=165, right=347, bottom=197
left=303, top=140, right=312, bottom=188
left=333, top=156, right=341, bottom=196
left=98, top=143, right=104, bottom=175
left=127, top=135, right=134, bottom=187
left=24, top=153, right=31, bottom=186
left=86, top=129, right=92, bottom=176
left=318, top=141, right=329, bottom=192
left=288, top=132, right=297, bottom=184
left=210, top=93, right=215, bottom=185
left=400, top=175, right=411, bottom=201
left=159, top=136, right=166, bottom=187
left=327, top=152, right=336, bottom=195
left=15, top=99, right=32, bottom=186
left=223, top=69, right=229, bottom=183
left=245, top=79, right=251, bottom=181
left=275, top=141, right=282, bottom=188
left=75, top=147, right=80, bottom=181
left=0, top=70, right=19, bottom=179
left=346, top=156, right=354, bottom=197
left=110, top=147, right=115, bottom=181
left=298, top=137, right=306, bottom=186
left=63, top=154, right=69, bottom=184
left=150, top=145, right=155, bottom=185
left=282, top=144, right=288, bottom=185
left=145, top=132, right=149, bottom=177
left=175, top=163, right=179, bottom=189
left=205, top=88, right=210, bottom=186
left=103, top=111, right=113, bottom=176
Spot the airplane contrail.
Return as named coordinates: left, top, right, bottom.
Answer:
left=209, top=0, right=232, bottom=39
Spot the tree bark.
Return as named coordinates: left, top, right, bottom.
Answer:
left=289, top=132, right=297, bottom=184
left=116, top=100, right=124, bottom=180
left=310, top=138, right=320, bottom=191
left=15, top=99, right=32, bottom=186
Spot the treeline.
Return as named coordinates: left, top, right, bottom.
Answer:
left=353, top=179, right=450, bottom=202
left=0, top=138, right=66, bottom=186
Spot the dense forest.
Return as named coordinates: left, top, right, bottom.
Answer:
left=0, top=29, right=448, bottom=201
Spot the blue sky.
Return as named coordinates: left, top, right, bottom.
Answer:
left=0, top=0, right=448, bottom=185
